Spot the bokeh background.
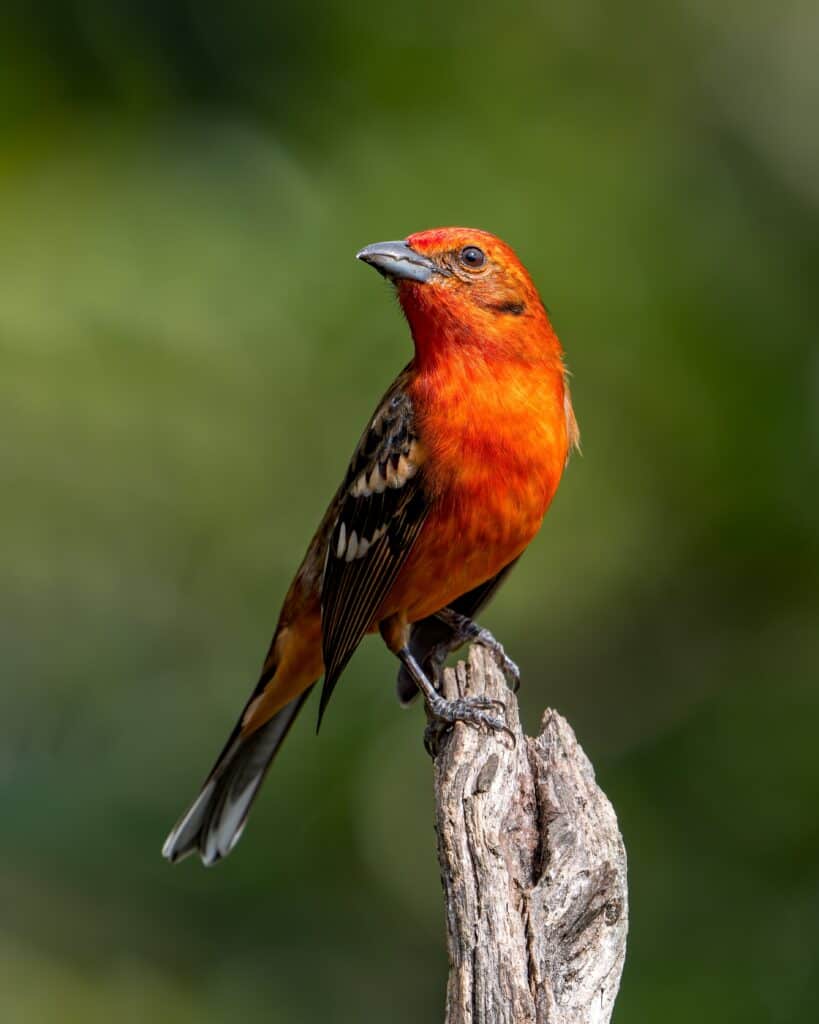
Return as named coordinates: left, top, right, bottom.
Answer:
left=2, top=2, right=818, bottom=1021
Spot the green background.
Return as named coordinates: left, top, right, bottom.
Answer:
left=2, top=2, right=817, bottom=1021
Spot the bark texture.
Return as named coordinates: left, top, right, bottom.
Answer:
left=432, top=646, right=628, bottom=1024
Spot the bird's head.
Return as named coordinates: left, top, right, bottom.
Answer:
left=356, top=227, right=561, bottom=364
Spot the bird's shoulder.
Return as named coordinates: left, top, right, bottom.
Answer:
left=287, top=364, right=426, bottom=599
left=337, top=363, right=425, bottom=509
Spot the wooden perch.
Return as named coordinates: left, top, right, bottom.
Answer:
left=431, top=646, right=628, bottom=1024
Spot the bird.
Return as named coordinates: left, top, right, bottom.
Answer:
left=162, top=227, right=579, bottom=866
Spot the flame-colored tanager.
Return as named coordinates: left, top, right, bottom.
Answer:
left=163, top=227, right=579, bottom=865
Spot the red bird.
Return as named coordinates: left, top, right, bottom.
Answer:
left=163, top=227, right=579, bottom=865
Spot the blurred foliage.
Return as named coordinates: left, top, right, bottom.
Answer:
left=1, top=2, right=818, bottom=1022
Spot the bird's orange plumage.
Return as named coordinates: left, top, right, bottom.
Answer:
left=162, top=226, right=578, bottom=865
left=389, top=228, right=572, bottom=621
left=246, top=228, right=574, bottom=722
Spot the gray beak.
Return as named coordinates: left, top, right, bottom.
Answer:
left=356, top=240, right=440, bottom=283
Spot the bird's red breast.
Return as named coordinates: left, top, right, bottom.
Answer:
left=376, top=227, right=577, bottom=622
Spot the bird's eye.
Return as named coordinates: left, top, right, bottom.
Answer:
left=459, top=246, right=486, bottom=270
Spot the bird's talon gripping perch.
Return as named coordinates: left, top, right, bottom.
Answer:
left=422, top=698, right=514, bottom=757
left=490, top=646, right=521, bottom=691
left=424, top=720, right=451, bottom=758
left=434, top=608, right=523, bottom=692
left=429, top=695, right=507, bottom=730
left=399, top=646, right=512, bottom=753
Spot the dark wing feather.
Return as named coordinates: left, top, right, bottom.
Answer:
left=319, top=374, right=428, bottom=727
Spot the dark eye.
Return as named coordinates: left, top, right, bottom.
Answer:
left=459, top=245, right=486, bottom=270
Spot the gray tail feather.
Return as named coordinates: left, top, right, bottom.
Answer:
left=162, top=686, right=313, bottom=866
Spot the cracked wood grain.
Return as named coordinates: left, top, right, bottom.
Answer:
left=431, top=646, right=628, bottom=1024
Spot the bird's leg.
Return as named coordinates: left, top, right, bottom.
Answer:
left=397, top=647, right=510, bottom=756
left=433, top=608, right=521, bottom=691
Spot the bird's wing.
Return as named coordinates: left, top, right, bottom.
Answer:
left=319, top=369, right=428, bottom=726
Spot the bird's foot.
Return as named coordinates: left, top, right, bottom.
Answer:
left=397, top=644, right=515, bottom=756
left=423, top=692, right=514, bottom=757
left=434, top=608, right=521, bottom=692
left=475, top=630, right=521, bottom=692
left=429, top=692, right=506, bottom=725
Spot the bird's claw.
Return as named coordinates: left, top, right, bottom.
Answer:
left=423, top=694, right=515, bottom=757
left=475, top=633, right=521, bottom=692
left=434, top=695, right=507, bottom=727
left=424, top=720, right=448, bottom=758
left=497, top=651, right=521, bottom=692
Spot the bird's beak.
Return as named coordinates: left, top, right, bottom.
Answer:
left=356, top=240, right=440, bottom=283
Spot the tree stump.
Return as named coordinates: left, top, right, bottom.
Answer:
left=431, top=646, right=628, bottom=1024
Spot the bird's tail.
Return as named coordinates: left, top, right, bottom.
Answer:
left=162, top=685, right=313, bottom=866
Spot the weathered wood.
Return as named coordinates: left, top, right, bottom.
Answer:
left=431, top=646, right=628, bottom=1024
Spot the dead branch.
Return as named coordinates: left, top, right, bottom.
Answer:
left=431, top=646, right=628, bottom=1024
